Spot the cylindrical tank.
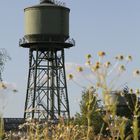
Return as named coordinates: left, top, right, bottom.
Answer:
left=24, top=2, right=70, bottom=43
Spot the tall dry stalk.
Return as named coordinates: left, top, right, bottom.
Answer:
left=0, top=114, right=4, bottom=140
left=86, top=87, right=96, bottom=140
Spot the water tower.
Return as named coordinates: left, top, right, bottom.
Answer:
left=19, top=0, right=75, bottom=120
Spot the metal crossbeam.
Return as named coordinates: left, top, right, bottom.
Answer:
left=24, top=49, right=70, bottom=120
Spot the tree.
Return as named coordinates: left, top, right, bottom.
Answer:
left=74, top=87, right=106, bottom=135
left=0, top=48, right=11, bottom=81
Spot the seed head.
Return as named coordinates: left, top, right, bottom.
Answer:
left=115, top=55, right=124, bottom=61
left=126, top=55, right=132, bottom=61
left=91, top=64, right=100, bottom=72
left=104, top=61, right=111, bottom=68
left=85, top=60, right=91, bottom=66
left=95, top=61, right=101, bottom=66
left=2, top=83, right=7, bottom=89
left=135, top=89, right=140, bottom=95
left=86, top=54, right=92, bottom=59
left=129, top=88, right=133, bottom=93
left=77, top=66, right=83, bottom=72
left=98, top=51, right=106, bottom=57
left=67, top=74, right=73, bottom=80
left=133, top=69, right=140, bottom=76
left=119, top=65, right=126, bottom=71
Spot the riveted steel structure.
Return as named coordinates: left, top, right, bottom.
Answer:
left=19, top=0, right=75, bottom=120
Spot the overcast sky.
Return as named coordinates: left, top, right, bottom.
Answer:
left=0, top=0, right=140, bottom=117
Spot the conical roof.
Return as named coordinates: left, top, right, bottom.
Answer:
left=40, top=0, right=54, bottom=4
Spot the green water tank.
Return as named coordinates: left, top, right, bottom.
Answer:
left=24, top=1, right=70, bottom=43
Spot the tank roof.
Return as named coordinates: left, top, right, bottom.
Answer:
left=24, top=2, right=69, bottom=11
left=40, top=0, right=54, bottom=4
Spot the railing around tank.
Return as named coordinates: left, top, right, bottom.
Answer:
left=52, top=0, right=66, bottom=6
left=19, top=37, right=29, bottom=46
left=19, top=37, right=75, bottom=47
left=65, top=38, right=75, bottom=46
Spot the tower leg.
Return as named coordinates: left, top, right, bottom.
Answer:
left=24, top=49, right=70, bottom=120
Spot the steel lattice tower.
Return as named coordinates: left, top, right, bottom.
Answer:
left=19, top=0, right=75, bottom=120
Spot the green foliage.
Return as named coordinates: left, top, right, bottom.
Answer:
left=74, top=88, right=106, bottom=135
